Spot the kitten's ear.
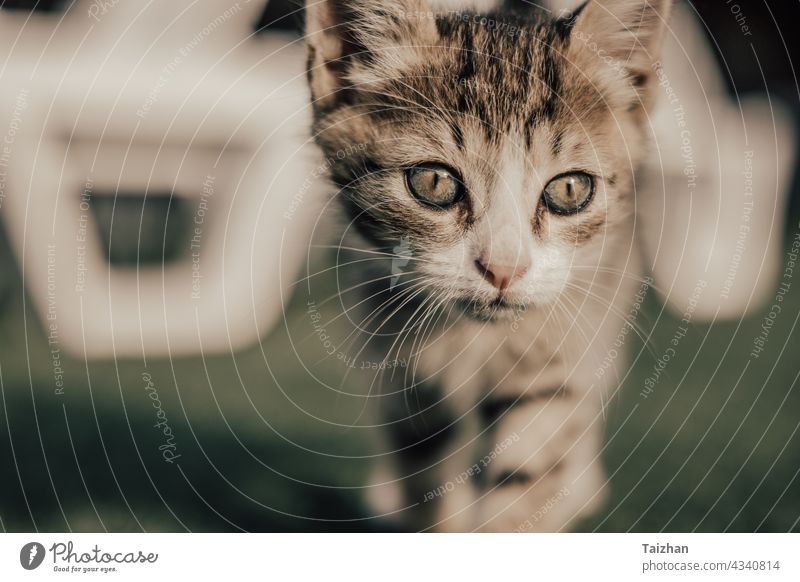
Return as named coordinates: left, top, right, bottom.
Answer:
left=567, top=0, right=672, bottom=110
left=305, top=0, right=438, bottom=107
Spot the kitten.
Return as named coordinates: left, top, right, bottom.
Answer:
left=304, top=0, right=671, bottom=531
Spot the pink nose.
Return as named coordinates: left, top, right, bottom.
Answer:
left=475, top=259, right=529, bottom=291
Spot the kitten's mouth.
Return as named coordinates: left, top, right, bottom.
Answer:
left=457, top=296, right=525, bottom=322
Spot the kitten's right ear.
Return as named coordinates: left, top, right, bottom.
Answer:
left=305, top=0, right=356, bottom=105
left=567, top=0, right=672, bottom=111
left=305, top=0, right=438, bottom=107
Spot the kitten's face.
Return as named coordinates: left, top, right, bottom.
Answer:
left=306, top=0, right=669, bottom=320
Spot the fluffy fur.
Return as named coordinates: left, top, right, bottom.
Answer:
left=304, top=0, right=671, bottom=531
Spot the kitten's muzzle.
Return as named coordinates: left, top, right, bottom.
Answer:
left=474, top=258, right=529, bottom=292
left=457, top=296, right=521, bottom=323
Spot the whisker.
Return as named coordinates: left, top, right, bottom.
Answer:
left=299, top=274, right=430, bottom=348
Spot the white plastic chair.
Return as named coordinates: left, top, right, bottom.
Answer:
left=0, top=0, right=325, bottom=357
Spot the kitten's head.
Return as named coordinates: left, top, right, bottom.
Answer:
left=305, top=0, right=670, bottom=320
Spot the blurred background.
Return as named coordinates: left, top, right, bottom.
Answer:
left=0, top=0, right=798, bottom=532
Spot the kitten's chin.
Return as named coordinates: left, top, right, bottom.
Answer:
left=457, top=297, right=527, bottom=322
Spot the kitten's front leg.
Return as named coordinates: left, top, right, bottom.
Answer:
left=366, top=377, right=479, bottom=531
left=433, top=382, right=608, bottom=532
left=480, top=385, right=607, bottom=532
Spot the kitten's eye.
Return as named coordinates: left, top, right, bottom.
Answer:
left=542, top=172, right=594, bottom=214
left=405, top=165, right=464, bottom=208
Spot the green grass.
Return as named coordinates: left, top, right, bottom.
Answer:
left=0, top=243, right=798, bottom=532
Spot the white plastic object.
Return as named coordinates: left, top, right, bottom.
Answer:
left=545, top=0, right=795, bottom=319
left=0, top=0, right=324, bottom=358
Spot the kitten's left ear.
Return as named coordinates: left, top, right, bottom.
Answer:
left=566, top=0, right=672, bottom=110
left=305, top=0, right=438, bottom=108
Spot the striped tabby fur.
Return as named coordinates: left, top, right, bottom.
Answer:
left=304, top=0, right=671, bottom=531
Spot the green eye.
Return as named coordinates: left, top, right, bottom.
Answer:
left=405, top=165, right=464, bottom=208
left=542, top=172, right=594, bottom=214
